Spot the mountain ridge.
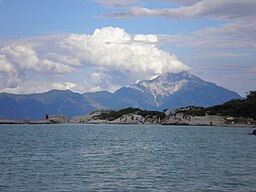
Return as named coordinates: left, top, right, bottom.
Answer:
left=121, top=71, right=241, bottom=109
left=0, top=72, right=241, bottom=120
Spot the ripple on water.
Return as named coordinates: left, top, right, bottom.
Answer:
left=0, top=124, right=255, bottom=192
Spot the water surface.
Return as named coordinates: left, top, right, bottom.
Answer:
left=0, top=124, right=255, bottom=191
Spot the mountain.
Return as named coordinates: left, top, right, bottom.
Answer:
left=118, top=71, right=241, bottom=109
left=0, top=90, right=94, bottom=120
left=0, top=72, right=241, bottom=120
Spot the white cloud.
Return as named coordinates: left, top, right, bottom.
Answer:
left=85, top=67, right=122, bottom=93
left=1, top=44, right=75, bottom=74
left=134, top=34, right=158, bottom=42
left=0, top=44, right=76, bottom=92
left=96, top=0, right=256, bottom=53
left=61, top=27, right=189, bottom=80
left=101, top=0, right=256, bottom=19
left=44, top=53, right=81, bottom=67
left=158, top=19, right=256, bottom=49
left=97, top=0, right=256, bottom=53
left=0, top=55, right=19, bottom=88
left=0, top=80, right=83, bottom=94
left=0, top=27, right=189, bottom=93
left=2, top=45, right=40, bottom=71
left=41, top=59, right=75, bottom=74
left=52, top=82, right=77, bottom=90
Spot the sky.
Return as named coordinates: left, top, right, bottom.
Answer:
left=0, top=0, right=255, bottom=96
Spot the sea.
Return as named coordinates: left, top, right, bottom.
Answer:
left=0, top=124, right=255, bottom=192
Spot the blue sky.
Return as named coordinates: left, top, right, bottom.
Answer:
left=0, top=0, right=255, bottom=95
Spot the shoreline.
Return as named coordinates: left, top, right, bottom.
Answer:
left=0, top=120, right=255, bottom=128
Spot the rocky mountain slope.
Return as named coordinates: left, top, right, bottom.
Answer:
left=118, top=71, right=241, bottom=109
left=0, top=72, right=241, bottom=119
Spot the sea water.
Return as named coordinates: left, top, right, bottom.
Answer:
left=0, top=124, right=255, bottom=191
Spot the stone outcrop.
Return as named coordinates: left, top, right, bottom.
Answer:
left=48, top=115, right=70, bottom=123
left=70, top=110, right=109, bottom=124
left=70, top=110, right=163, bottom=124
left=163, top=112, right=225, bottom=126
left=108, top=114, right=144, bottom=124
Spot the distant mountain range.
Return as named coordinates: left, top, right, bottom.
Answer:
left=0, top=72, right=241, bottom=120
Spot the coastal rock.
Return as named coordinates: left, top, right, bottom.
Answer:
left=69, top=108, right=164, bottom=124
left=70, top=110, right=110, bottom=123
left=48, top=114, right=70, bottom=123
left=163, top=112, right=225, bottom=126
left=252, top=130, right=256, bottom=135
left=109, top=114, right=145, bottom=124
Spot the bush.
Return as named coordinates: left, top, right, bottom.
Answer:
left=181, top=91, right=256, bottom=119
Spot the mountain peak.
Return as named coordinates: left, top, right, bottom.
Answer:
left=129, top=71, right=197, bottom=94
left=126, top=72, right=194, bottom=107
left=123, top=71, right=241, bottom=109
left=154, top=71, right=200, bottom=83
left=0, top=72, right=242, bottom=119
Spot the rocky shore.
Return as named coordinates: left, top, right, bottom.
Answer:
left=0, top=108, right=255, bottom=127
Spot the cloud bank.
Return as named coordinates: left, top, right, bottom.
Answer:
left=97, top=0, right=256, bottom=52
left=100, top=0, right=256, bottom=20
left=0, top=27, right=189, bottom=93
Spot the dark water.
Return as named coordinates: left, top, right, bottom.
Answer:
left=0, top=124, right=255, bottom=192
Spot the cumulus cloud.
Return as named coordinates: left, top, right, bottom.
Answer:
left=0, top=55, right=19, bottom=88
left=1, top=45, right=75, bottom=74
left=0, top=43, right=76, bottom=91
left=58, top=27, right=189, bottom=92
left=61, top=27, right=189, bottom=80
left=44, top=53, right=81, bottom=67
left=83, top=67, right=123, bottom=93
left=0, top=27, right=188, bottom=93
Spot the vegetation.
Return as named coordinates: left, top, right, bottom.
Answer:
left=137, top=110, right=165, bottom=120
left=181, top=91, right=256, bottom=119
left=177, top=106, right=205, bottom=116
left=95, top=91, right=256, bottom=122
left=97, top=107, right=165, bottom=121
